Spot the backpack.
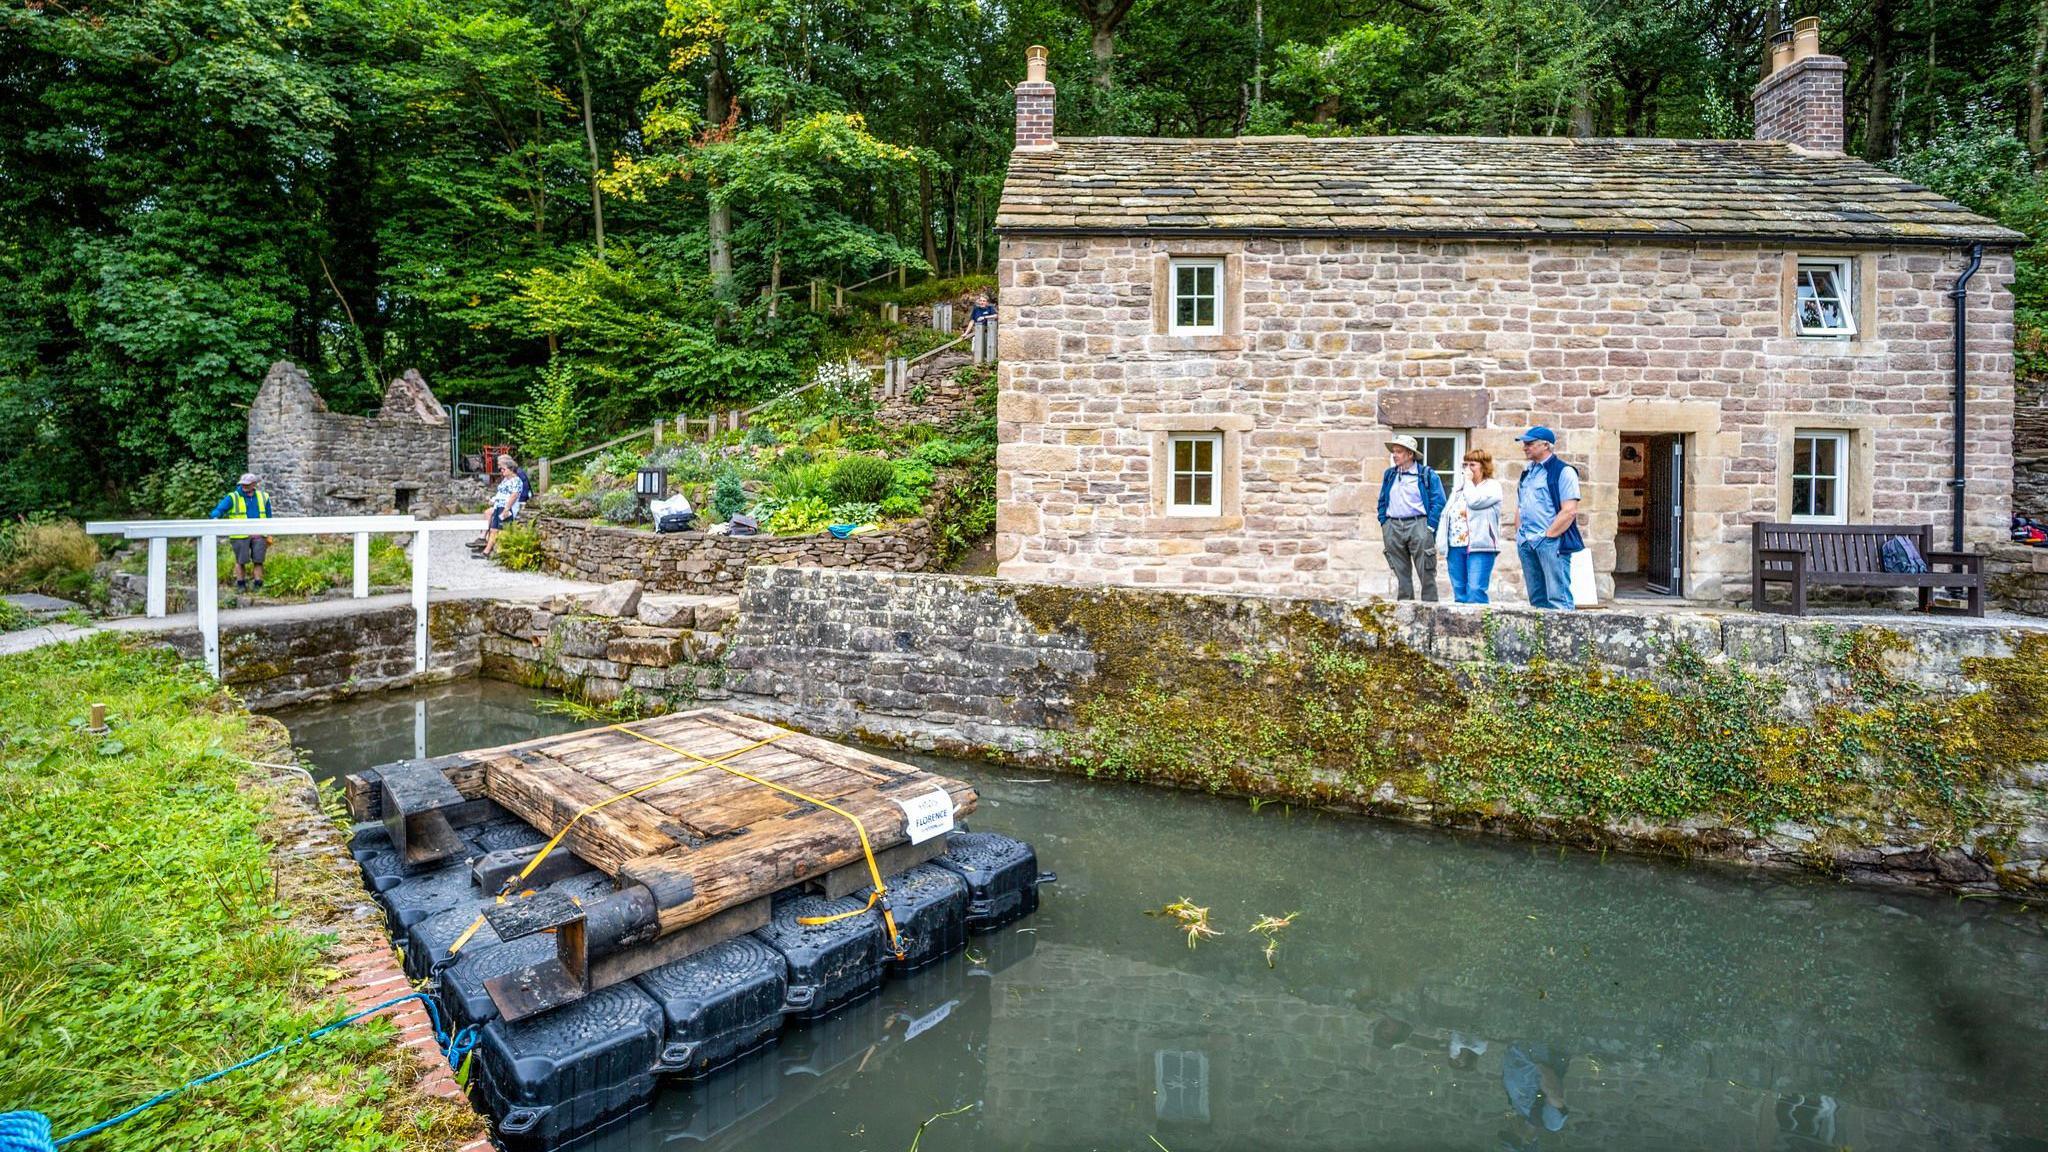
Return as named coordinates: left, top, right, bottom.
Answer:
left=1542, top=456, right=1585, bottom=555
left=1880, top=535, right=1930, bottom=574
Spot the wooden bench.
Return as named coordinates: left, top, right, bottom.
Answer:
left=1751, top=522, right=1983, bottom=617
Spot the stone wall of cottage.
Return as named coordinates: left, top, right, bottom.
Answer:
left=247, top=361, right=481, bottom=515
left=2017, top=373, right=2048, bottom=521
left=993, top=238, right=2017, bottom=604
left=533, top=516, right=938, bottom=592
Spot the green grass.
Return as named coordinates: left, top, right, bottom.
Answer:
left=0, top=637, right=473, bottom=1150
left=120, top=536, right=410, bottom=600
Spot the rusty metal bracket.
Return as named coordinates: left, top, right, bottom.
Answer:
left=378, top=760, right=471, bottom=867
left=483, top=886, right=660, bottom=1021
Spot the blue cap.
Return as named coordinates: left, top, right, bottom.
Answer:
left=1516, top=426, right=1557, bottom=444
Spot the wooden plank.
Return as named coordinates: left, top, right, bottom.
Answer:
left=696, top=712, right=912, bottom=783
left=484, top=752, right=682, bottom=874
left=605, top=750, right=819, bottom=815
left=660, top=763, right=882, bottom=839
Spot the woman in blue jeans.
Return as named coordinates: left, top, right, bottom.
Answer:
left=1435, top=450, right=1503, bottom=603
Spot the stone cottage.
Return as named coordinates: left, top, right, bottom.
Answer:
left=992, top=25, right=2023, bottom=604
left=247, top=361, right=477, bottom=515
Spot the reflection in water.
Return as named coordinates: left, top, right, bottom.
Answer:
left=277, top=687, right=2048, bottom=1151
left=274, top=679, right=588, bottom=784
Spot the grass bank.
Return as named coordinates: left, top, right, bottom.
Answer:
left=0, top=636, right=474, bottom=1150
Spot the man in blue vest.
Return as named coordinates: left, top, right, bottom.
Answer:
left=1376, top=434, right=1447, bottom=601
left=208, top=472, right=275, bottom=593
left=1514, top=427, right=1582, bottom=610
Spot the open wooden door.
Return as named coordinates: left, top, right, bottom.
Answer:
left=1643, top=434, right=1686, bottom=595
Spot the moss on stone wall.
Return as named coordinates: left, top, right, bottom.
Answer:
left=1018, top=587, right=2046, bottom=845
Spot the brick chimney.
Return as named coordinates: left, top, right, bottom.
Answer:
left=1015, top=45, right=1055, bottom=152
left=1752, top=16, right=1846, bottom=153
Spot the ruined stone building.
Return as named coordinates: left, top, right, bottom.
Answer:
left=247, top=361, right=475, bottom=515
left=991, top=25, right=2022, bottom=603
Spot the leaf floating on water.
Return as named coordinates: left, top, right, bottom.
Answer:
left=1146, top=898, right=1220, bottom=949
left=1248, top=911, right=1300, bottom=968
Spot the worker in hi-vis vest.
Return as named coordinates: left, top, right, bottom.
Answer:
left=207, top=472, right=275, bottom=593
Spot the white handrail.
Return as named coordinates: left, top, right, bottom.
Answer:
left=85, top=515, right=487, bottom=679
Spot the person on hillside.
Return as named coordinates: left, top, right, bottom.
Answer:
left=1376, top=435, right=1447, bottom=602
left=207, top=472, right=275, bottom=593
left=1513, top=427, right=1582, bottom=610
left=1436, top=449, right=1504, bottom=604
left=481, top=455, right=525, bottom=558
left=967, top=292, right=996, bottom=329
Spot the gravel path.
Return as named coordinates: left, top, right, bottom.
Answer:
left=419, top=524, right=595, bottom=597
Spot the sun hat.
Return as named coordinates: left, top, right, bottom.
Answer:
left=1385, top=434, right=1421, bottom=455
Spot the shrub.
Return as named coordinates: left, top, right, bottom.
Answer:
left=598, top=488, right=643, bottom=522
left=713, top=468, right=748, bottom=521
left=602, top=446, right=643, bottom=478
left=768, top=459, right=837, bottom=502
left=826, top=455, right=896, bottom=505
left=0, top=599, right=31, bottom=632
left=889, top=458, right=936, bottom=504
left=911, top=438, right=980, bottom=467
left=515, top=358, right=589, bottom=459
left=495, top=522, right=544, bottom=571
left=828, top=502, right=881, bottom=525
left=879, top=494, right=922, bottom=519
left=134, top=461, right=233, bottom=519
left=255, top=536, right=409, bottom=598
left=0, top=520, right=99, bottom=597
left=765, top=496, right=830, bottom=536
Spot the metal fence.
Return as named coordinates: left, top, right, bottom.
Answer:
left=450, top=403, right=519, bottom=476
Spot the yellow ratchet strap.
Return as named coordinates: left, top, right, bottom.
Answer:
left=603, top=724, right=910, bottom=960
left=444, top=727, right=791, bottom=958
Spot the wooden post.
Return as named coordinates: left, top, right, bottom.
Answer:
left=652, top=419, right=664, bottom=448
left=933, top=302, right=953, bottom=332
left=411, top=528, right=431, bottom=674
left=145, top=536, right=167, bottom=618
left=197, top=532, right=219, bottom=678
left=882, top=302, right=899, bottom=324
left=537, top=458, right=552, bottom=493
left=352, top=531, right=370, bottom=599
left=834, top=284, right=844, bottom=312
left=897, top=263, right=906, bottom=288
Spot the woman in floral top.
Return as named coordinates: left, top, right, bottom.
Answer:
left=481, top=455, right=526, bottom=557
left=1435, top=449, right=1504, bottom=604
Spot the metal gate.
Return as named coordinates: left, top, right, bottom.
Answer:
left=450, top=403, right=518, bottom=475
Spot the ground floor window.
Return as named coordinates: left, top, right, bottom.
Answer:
left=1394, top=428, right=1467, bottom=493
left=1168, top=432, right=1222, bottom=514
left=1790, top=430, right=1848, bottom=523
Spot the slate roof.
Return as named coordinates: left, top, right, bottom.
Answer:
left=995, top=136, right=2023, bottom=246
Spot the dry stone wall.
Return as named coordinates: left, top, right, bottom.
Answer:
left=2018, top=373, right=2048, bottom=521
left=724, top=566, right=2048, bottom=896
left=995, top=236, right=2017, bottom=604
left=154, top=599, right=485, bottom=708
left=533, top=517, right=937, bottom=593
left=477, top=593, right=738, bottom=707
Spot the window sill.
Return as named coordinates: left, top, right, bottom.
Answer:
left=1784, top=335, right=1882, bottom=358
left=1141, top=514, right=1242, bottom=534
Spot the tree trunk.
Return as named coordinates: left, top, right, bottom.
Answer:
left=1077, top=0, right=1135, bottom=91
left=1569, top=81, right=1594, bottom=137
left=2031, top=0, right=2047, bottom=168
left=1251, top=0, right=1264, bottom=105
left=573, top=33, right=606, bottom=257
left=919, top=164, right=939, bottom=274
left=706, top=47, right=734, bottom=294
left=1864, top=0, right=1893, bottom=160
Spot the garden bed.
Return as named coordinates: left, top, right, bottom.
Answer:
left=531, top=515, right=938, bottom=592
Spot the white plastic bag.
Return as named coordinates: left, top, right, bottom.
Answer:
left=648, top=493, right=693, bottom=521
left=1570, top=547, right=1599, bottom=607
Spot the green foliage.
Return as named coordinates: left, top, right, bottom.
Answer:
left=828, top=501, right=881, bottom=524
left=0, top=521, right=100, bottom=599
left=825, top=455, right=896, bottom=505
left=910, top=438, right=982, bottom=468
left=0, top=637, right=474, bottom=1149
left=887, top=458, right=936, bottom=505
left=134, top=463, right=237, bottom=520
left=764, top=496, right=830, bottom=535
left=712, top=468, right=748, bottom=521
left=516, top=360, right=591, bottom=460
left=767, top=459, right=837, bottom=502
left=0, top=600, right=31, bottom=633
left=493, top=522, right=545, bottom=571
left=598, top=488, right=643, bottom=522
left=1265, top=23, right=1413, bottom=131
left=255, top=537, right=409, bottom=599
left=860, top=274, right=997, bottom=308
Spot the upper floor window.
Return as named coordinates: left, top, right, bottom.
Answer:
left=1168, top=432, right=1222, bottom=514
left=1795, top=258, right=1856, bottom=337
left=1169, top=258, right=1223, bottom=335
left=1790, top=430, right=1848, bottom=522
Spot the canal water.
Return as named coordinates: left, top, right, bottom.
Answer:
left=278, top=683, right=2048, bottom=1152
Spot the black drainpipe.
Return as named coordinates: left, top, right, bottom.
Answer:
left=1949, top=242, right=1984, bottom=554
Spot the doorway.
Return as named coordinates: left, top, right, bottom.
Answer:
left=1614, top=433, right=1687, bottom=597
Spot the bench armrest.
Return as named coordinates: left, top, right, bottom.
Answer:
left=1923, top=551, right=1982, bottom=574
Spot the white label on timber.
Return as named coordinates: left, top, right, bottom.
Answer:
left=895, top=787, right=955, bottom=845
left=904, top=998, right=959, bottom=1042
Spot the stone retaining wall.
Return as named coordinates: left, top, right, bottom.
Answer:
left=157, top=599, right=485, bottom=708
left=533, top=516, right=937, bottom=593
left=477, top=594, right=738, bottom=707
left=725, top=567, right=2048, bottom=896
left=2019, top=373, right=2048, bottom=521
left=1989, top=541, right=2048, bottom=616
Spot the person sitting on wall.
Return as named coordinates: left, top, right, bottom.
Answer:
left=1376, top=435, right=1447, bottom=602
left=481, top=455, right=525, bottom=558
left=1512, top=427, right=1583, bottom=611
left=207, top=472, right=275, bottom=594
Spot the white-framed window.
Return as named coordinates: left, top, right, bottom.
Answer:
left=1169, top=258, right=1224, bottom=334
left=1167, top=432, right=1222, bottom=514
left=1790, top=430, right=1848, bottom=522
left=1794, top=258, right=1856, bottom=337
left=1395, top=429, right=1467, bottom=493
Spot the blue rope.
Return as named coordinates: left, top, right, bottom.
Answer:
left=2, top=992, right=469, bottom=1151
